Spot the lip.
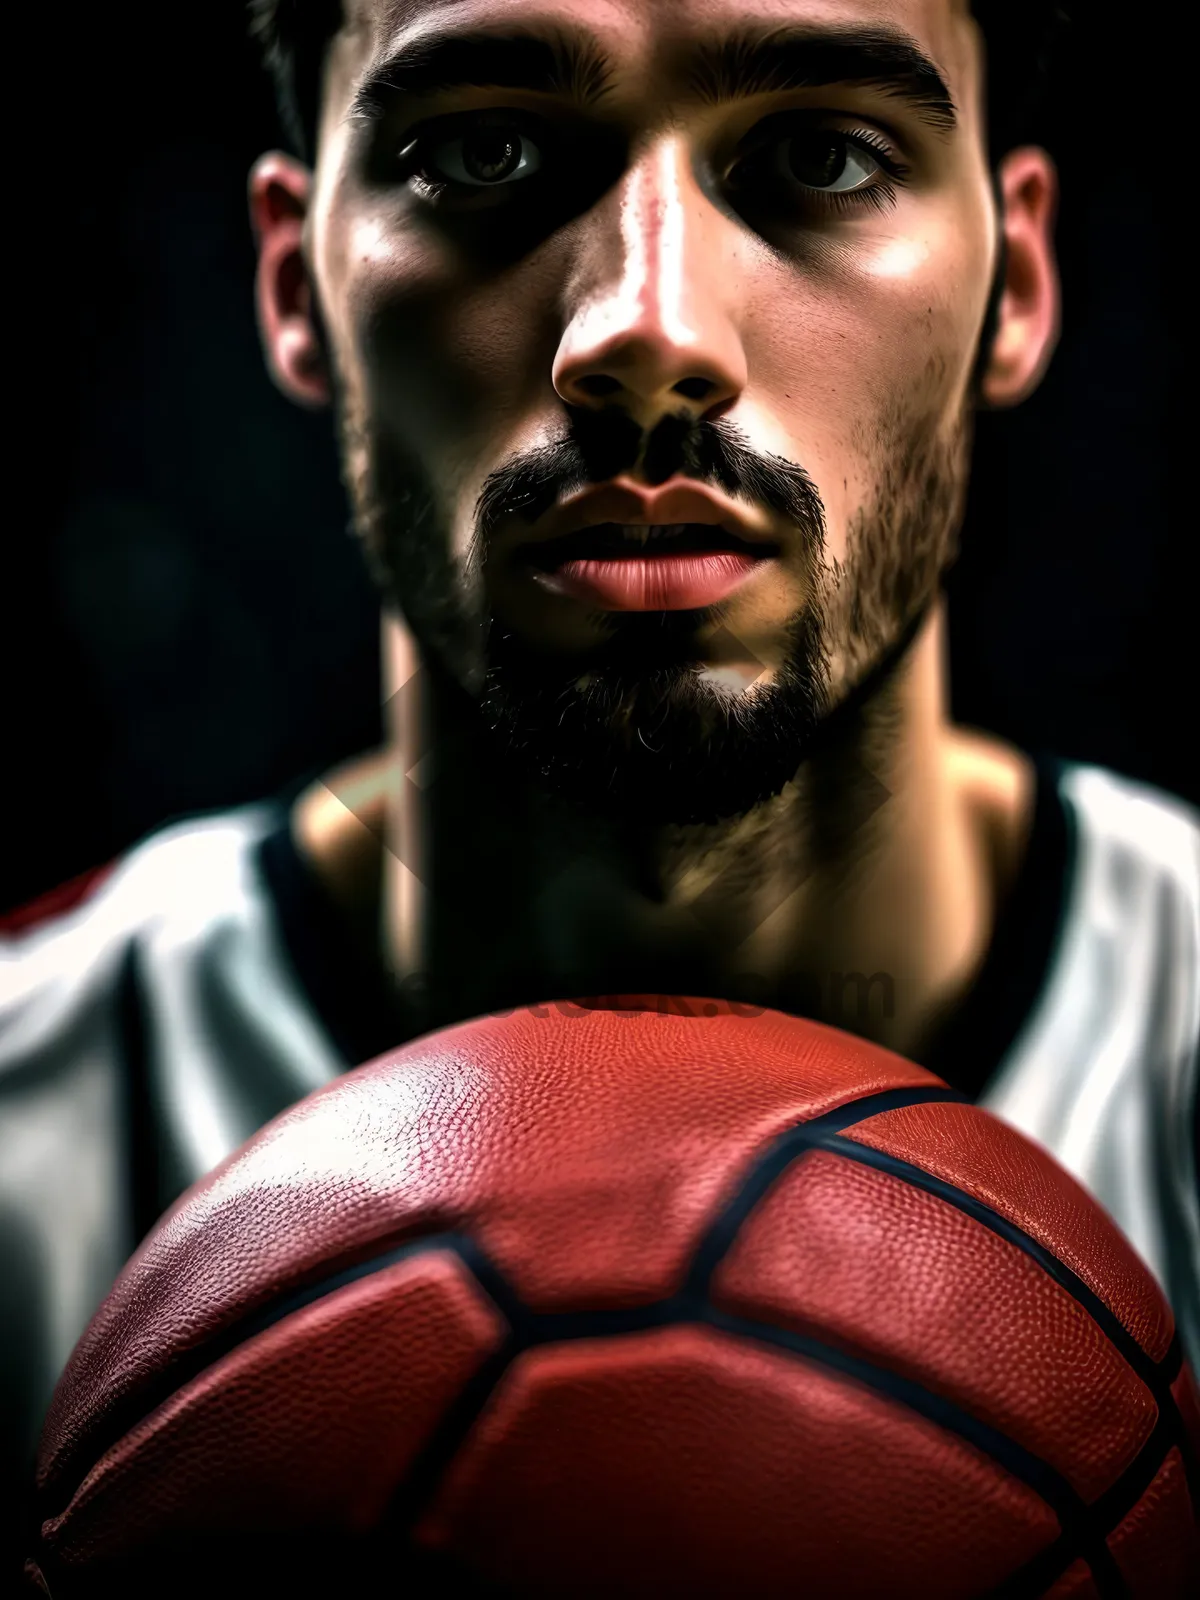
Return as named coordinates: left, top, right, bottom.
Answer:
left=534, top=549, right=767, bottom=612
left=512, top=476, right=779, bottom=551
left=492, top=474, right=784, bottom=614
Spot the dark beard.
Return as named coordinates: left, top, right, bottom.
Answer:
left=480, top=601, right=833, bottom=826
left=473, top=411, right=835, bottom=823
left=343, top=403, right=967, bottom=827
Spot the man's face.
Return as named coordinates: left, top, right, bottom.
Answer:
left=303, top=0, right=1001, bottom=822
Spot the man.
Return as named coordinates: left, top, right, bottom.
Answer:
left=3, top=0, right=1197, bottom=1558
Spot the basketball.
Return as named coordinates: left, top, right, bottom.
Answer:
left=30, top=1000, right=1200, bottom=1597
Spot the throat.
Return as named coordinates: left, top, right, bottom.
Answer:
left=376, top=602, right=995, bottom=1069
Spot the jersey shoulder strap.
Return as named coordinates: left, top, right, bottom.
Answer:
left=981, top=760, right=1200, bottom=1372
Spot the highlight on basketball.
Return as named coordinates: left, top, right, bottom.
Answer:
left=4, top=2, right=1196, bottom=1596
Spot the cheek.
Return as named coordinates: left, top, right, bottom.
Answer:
left=741, top=218, right=988, bottom=560
left=320, top=195, right=566, bottom=469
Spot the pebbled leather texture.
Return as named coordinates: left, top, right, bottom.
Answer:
left=710, top=1149, right=1157, bottom=1502
left=33, top=1001, right=1200, bottom=1596
left=842, top=1102, right=1177, bottom=1362
left=417, top=1324, right=1060, bottom=1598
left=40, top=1251, right=504, bottom=1568
left=1104, top=1447, right=1200, bottom=1593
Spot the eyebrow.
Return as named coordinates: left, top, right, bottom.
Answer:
left=346, top=31, right=616, bottom=124
left=688, top=26, right=957, bottom=134
left=346, top=22, right=957, bottom=138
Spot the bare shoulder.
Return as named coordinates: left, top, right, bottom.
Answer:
left=291, top=749, right=392, bottom=923
left=944, top=727, right=1037, bottom=895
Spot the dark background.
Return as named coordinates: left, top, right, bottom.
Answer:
left=2, top=4, right=1191, bottom=914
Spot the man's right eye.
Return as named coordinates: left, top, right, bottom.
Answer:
left=399, top=116, right=546, bottom=196
left=389, top=113, right=628, bottom=243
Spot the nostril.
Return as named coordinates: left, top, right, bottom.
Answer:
left=672, top=376, right=716, bottom=401
left=577, top=374, right=623, bottom=398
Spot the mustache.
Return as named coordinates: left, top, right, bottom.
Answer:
left=475, top=407, right=827, bottom=554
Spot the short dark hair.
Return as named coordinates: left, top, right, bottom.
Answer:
left=249, top=1, right=1070, bottom=170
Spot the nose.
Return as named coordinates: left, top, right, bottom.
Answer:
left=552, top=139, right=747, bottom=430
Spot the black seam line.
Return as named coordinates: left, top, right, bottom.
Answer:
left=816, top=1133, right=1184, bottom=1413
left=813, top=1133, right=1194, bottom=1573
left=379, top=1235, right=526, bottom=1537
left=683, top=1082, right=1183, bottom=1464
left=698, top=1306, right=1088, bottom=1514
left=48, top=1222, right=1157, bottom=1598
left=1090, top=1408, right=1184, bottom=1541
left=1156, top=1331, right=1200, bottom=1512
left=47, top=1086, right=960, bottom=1518
left=47, top=1078, right=1187, bottom=1536
left=702, top=1307, right=1129, bottom=1600
left=384, top=1247, right=1120, bottom=1589
left=987, top=1409, right=1183, bottom=1600
left=1163, top=1330, right=1183, bottom=1382
left=42, top=1233, right=484, bottom=1524
left=1157, top=1326, right=1196, bottom=1505
left=46, top=1214, right=1079, bottom=1533
left=684, top=1085, right=968, bottom=1298
left=984, top=1531, right=1104, bottom=1600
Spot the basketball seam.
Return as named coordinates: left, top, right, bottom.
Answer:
left=986, top=1412, right=1181, bottom=1600
left=36, top=1233, right=475, bottom=1521
left=388, top=1235, right=1129, bottom=1600
left=815, top=1132, right=1179, bottom=1402
left=681, top=1085, right=969, bottom=1300
left=685, top=1093, right=1190, bottom=1488
left=37, top=1087, right=960, bottom=1520
left=679, top=1090, right=1187, bottom=1594
left=807, top=1131, right=1197, bottom=1516
left=42, top=1083, right=1187, bottom=1598
left=42, top=1227, right=1163, bottom=1599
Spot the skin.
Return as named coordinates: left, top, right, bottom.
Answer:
left=251, top=0, right=1059, bottom=1077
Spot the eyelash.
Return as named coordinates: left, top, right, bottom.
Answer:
left=730, top=123, right=911, bottom=218
left=395, top=115, right=911, bottom=218
left=395, top=114, right=543, bottom=197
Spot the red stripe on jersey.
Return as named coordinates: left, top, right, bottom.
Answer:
left=0, top=863, right=115, bottom=936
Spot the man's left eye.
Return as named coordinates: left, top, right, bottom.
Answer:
left=421, top=125, right=543, bottom=187
left=774, top=131, right=883, bottom=193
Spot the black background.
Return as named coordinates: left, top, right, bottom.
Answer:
left=2, top=3, right=1192, bottom=913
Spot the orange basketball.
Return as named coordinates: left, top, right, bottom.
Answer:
left=30, top=1000, right=1200, bottom=1597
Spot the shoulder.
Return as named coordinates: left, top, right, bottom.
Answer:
left=996, top=755, right=1200, bottom=1074
left=944, top=729, right=1037, bottom=899
left=0, top=795, right=352, bottom=1201
left=0, top=805, right=283, bottom=1049
left=2, top=804, right=282, bottom=948
left=982, top=759, right=1200, bottom=1367
left=942, top=735, right=1200, bottom=901
left=0, top=803, right=338, bottom=1447
left=1047, top=760, right=1200, bottom=1012
left=1054, top=761, right=1200, bottom=888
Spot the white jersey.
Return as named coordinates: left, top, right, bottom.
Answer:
left=2, top=758, right=1198, bottom=1495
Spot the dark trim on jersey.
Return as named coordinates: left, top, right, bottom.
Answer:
left=922, top=752, right=1075, bottom=1097
left=256, top=754, right=1076, bottom=1096
left=256, top=813, right=409, bottom=1071
left=116, top=945, right=164, bottom=1247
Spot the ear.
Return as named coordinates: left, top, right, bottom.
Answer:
left=248, top=151, right=331, bottom=409
left=978, top=146, right=1061, bottom=409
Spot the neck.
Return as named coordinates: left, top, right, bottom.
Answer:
left=354, top=599, right=1031, bottom=1062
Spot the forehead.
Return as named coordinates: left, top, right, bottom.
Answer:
left=339, top=0, right=978, bottom=89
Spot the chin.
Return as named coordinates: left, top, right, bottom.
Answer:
left=479, top=611, right=831, bottom=826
